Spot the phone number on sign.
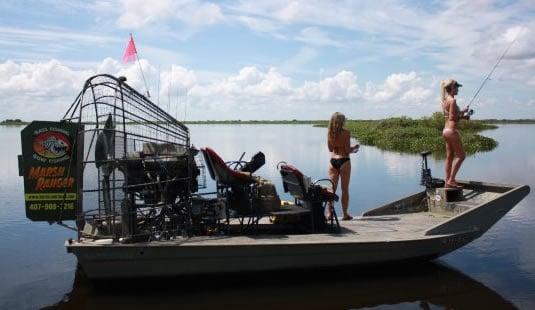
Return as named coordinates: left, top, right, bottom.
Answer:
left=28, top=202, right=75, bottom=211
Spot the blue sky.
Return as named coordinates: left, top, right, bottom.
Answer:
left=1, top=0, right=534, bottom=121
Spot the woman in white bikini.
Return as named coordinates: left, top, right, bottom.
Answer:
left=327, top=112, right=360, bottom=220
left=440, top=79, right=470, bottom=189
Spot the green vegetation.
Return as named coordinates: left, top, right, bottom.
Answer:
left=3, top=115, right=531, bottom=158
left=184, top=120, right=321, bottom=125
left=1, top=119, right=27, bottom=125
left=482, top=119, right=535, bottom=124
left=316, top=112, right=498, bottom=158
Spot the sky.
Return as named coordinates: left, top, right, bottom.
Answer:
left=1, top=0, right=534, bottom=121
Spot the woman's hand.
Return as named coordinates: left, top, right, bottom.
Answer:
left=459, top=107, right=470, bottom=120
left=352, top=144, right=360, bottom=153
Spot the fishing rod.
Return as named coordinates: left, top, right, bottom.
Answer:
left=466, top=32, right=519, bottom=114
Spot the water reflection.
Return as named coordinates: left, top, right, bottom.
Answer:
left=47, top=261, right=516, bottom=310
left=4, top=124, right=534, bottom=309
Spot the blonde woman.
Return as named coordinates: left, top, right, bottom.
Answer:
left=440, top=79, right=470, bottom=189
left=327, top=112, right=360, bottom=220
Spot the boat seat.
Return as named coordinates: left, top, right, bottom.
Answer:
left=278, top=162, right=340, bottom=232
left=201, top=147, right=260, bottom=233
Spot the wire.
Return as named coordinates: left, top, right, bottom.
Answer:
left=467, top=32, right=520, bottom=108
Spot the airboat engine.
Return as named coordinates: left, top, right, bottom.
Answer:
left=121, top=143, right=200, bottom=203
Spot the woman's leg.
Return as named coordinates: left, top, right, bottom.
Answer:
left=338, top=160, right=352, bottom=218
left=443, top=135, right=453, bottom=183
left=448, top=133, right=465, bottom=184
left=327, top=163, right=339, bottom=219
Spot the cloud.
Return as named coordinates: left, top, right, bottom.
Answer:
left=317, top=71, right=360, bottom=101
left=1, top=0, right=533, bottom=121
left=0, top=26, right=118, bottom=62
left=0, top=60, right=89, bottom=96
left=116, top=0, right=223, bottom=29
left=400, top=87, right=433, bottom=104
left=176, top=2, right=224, bottom=27
left=235, top=16, right=281, bottom=34
left=295, top=27, right=342, bottom=47
left=159, top=65, right=198, bottom=97
left=275, top=1, right=302, bottom=22
left=279, top=46, right=320, bottom=74
left=0, top=57, right=438, bottom=122
left=228, top=1, right=534, bottom=87
left=117, top=0, right=176, bottom=29
left=365, top=72, right=418, bottom=102
left=198, top=66, right=292, bottom=98
left=0, top=60, right=92, bottom=120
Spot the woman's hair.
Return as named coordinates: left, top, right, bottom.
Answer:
left=328, top=112, right=346, bottom=143
left=440, top=79, right=461, bottom=102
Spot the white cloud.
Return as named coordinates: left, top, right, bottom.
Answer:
left=0, top=0, right=533, bottom=121
left=176, top=2, right=224, bottom=27
left=365, top=72, right=418, bottom=102
left=296, top=27, right=342, bottom=47
left=0, top=60, right=89, bottom=96
left=116, top=0, right=223, bottom=29
left=276, top=1, right=302, bottom=22
left=117, top=0, right=176, bottom=29
left=318, top=71, right=360, bottom=101
left=400, top=87, right=433, bottom=104
left=159, top=64, right=197, bottom=97
left=279, top=46, right=319, bottom=74
left=235, top=16, right=281, bottom=34
left=0, top=57, right=437, bottom=121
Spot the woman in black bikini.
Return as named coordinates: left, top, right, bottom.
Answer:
left=327, top=112, right=360, bottom=220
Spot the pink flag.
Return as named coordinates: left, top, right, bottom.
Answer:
left=122, top=35, right=137, bottom=64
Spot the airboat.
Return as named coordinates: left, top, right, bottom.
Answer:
left=18, top=74, right=530, bottom=279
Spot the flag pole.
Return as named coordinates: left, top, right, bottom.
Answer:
left=132, top=34, right=150, bottom=98
left=123, top=34, right=150, bottom=98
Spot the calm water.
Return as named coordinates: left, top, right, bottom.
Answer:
left=1, top=124, right=533, bottom=309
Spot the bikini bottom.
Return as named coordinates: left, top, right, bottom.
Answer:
left=330, top=157, right=350, bottom=170
left=443, top=127, right=457, bottom=135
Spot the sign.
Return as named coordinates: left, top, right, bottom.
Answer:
left=19, top=121, right=83, bottom=221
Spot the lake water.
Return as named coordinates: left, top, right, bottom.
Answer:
left=1, top=123, right=534, bottom=309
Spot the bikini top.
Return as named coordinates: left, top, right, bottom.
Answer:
left=442, top=100, right=458, bottom=120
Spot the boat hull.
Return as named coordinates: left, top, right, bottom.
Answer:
left=66, top=181, right=530, bottom=279
left=68, top=232, right=479, bottom=279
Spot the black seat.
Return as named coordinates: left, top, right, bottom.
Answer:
left=278, top=162, right=340, bottom=232
left=201, top=147, right=259, bottom=232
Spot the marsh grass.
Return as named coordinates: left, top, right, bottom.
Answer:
left=3, top=114, right=499, bottom=158
left=317, top=112, right=498, bottom=158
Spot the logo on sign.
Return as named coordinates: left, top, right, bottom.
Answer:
left=33, top=132, right=70, bottom=159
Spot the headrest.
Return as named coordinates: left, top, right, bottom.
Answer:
left=279, top=163, right=304, bottom=179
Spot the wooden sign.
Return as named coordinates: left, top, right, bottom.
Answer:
left=19, top=121, right=83, bottom=222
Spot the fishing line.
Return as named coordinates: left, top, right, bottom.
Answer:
left=467, top=31, right=520, bottom=110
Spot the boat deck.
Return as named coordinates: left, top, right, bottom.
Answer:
left=76, top=185, right=513, bottom=248
left=176, top=212, right=450, bottom=246
left=79, top=211, right=454, bottom=248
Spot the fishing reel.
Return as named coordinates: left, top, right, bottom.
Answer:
left=463, top=108, right=474, bottom=120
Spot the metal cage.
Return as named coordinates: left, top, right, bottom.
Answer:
left=63, top=74, right=202, bottom=240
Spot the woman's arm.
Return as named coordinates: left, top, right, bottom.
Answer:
left=343, top=130, right=360, bottom=154
left=448, top=99, right=458, bottom=121
left=342, top=130, right=353, bottom=154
